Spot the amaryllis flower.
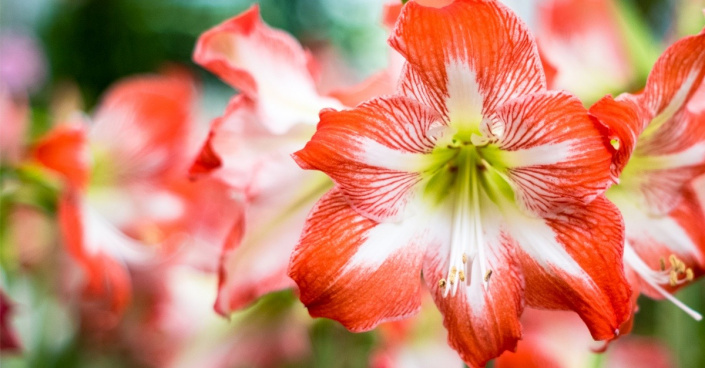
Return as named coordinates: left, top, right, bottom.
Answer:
left=190, top=4, right=399, bottom=315
left=291, top=0, right=630, bottom=366
left=589, top=29, right=705, bottom=326
left=32, top=72, right=239, bottom=316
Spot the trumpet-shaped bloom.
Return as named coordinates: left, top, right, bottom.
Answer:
left=190, top=5, right=400, bottom=315
left=291, top=1, right=630, bottom=365
left=590, top=29, right=705, bottom=325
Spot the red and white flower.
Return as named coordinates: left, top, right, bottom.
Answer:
left=590, top=28, right=705, bottom=326
left=290, top=1, right=631, bottom=366
left=32, top=72, right=238, bottom=316
left=190, top=4, right=400, bottom=315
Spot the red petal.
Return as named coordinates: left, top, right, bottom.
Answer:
left=289, top=188, right=425, bottom=332
left=588, top=95, right=642, bottom=181
left=516, top=196, right=631, bottom=341
left=58, top=191, right=132, bottom=315
left=294, top=97, right=441, bottom=222
left=389, top=0, right=545, bottom=119
left=536, top=0, right=632, bottom=101
left=638, top=29, right=705, bottom=124
left=189, top=130, right=223, bottom=180
left=618, top=188, right=705, bottom=299
left=213, top=170, right=328, bottom=314
left=193, top=5, right=340, bottom=133
left=32, top=123, right=91, bottom=189
left=492, top=91, right=613, bottom=216
left=91, top=73, right=196, bottom=181
left=423, top=219, right=524, bottom=367
left=382, top=2, right=403, bottom=29
left=598, top=31, right=705, bottom=216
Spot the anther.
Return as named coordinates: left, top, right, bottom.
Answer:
left=669, top=271, right=678, bottom=287
left=659, top=257, right=666, bottom=271
left=484, top=269, right=493, bottom=282
left=686, top=268, right=694, bottom=281
left=459, top=270, right=466, bottom=282
left=439, top=279, right=447, bottom=289
left=462, top=253, right=467, bottom=264
left=669, top=254, right=678, bottom=268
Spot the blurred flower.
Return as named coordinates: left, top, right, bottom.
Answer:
left=589, top=28, right=705, bottom=330
left=190, top=4, right=399, bottom=315
left=0, top=31, right=46, bottom=96
left=494, top=308, right=674, bottom=368
left=370, top=296, right=464, bottom=368
left=290, top=1, right=630, bottom=366
left=31, top=71, right=238, bottom=318
left=535, top=0, right=634, bottom=102
left=0, top=88, right=28, bottom=164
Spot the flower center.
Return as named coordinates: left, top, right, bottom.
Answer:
left=425, top=131, right=514, bottom=297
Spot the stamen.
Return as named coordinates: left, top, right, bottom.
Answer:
left=439, top=279, right=447, bottom=289
left=624, top=243, right=702, bottom=320
left=669, top=271, right=678, bottom=287
left=459, top=270, right=466, bottom=282
left=462, top=253, right=467, bottom=264
left=484, top=269, right=493, bottom=282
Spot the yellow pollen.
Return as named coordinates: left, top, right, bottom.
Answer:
left=669, top=271, right=678, bottom=287
left=669, top=254, right=678, bottom=268
left=462, top=253, right=468, bottom=264
left=676, top=263, right=685, bottom=274
left=659, top=257, right=666, bottom=271
left=439, top=279, right=447, bottom=289
left=484, top=269, right=493, bottom=282
left=686, top=268, right=694, bottom=281
left=459, top=270, right=466, bottom=282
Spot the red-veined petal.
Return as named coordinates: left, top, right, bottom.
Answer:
left=289, top=188, right=427, bottom=331
left=614, top=188, right=705, bottom=299
left=637, top=29, right=705, bottom=129
left=390, top=0, right=545, bottom=121
left=511, top=196, right=631, bottom=341
left=588, top=95, right=642, bottom=181
left=294, top=96, right=441, bottom=222
left=214, top=169, right=330, bottom=315
left=423, top=192, right=524, bottom=368
left=193, top=5, right=341, bottom=134
left=490, top=91, right=613, bottom=216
